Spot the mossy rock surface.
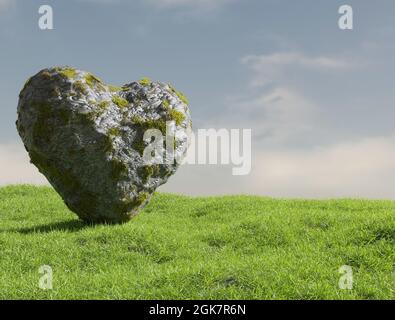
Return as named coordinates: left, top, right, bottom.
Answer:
left=17, top=66, right=192, bottom=223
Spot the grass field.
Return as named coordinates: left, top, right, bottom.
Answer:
left=0, top=185, right=394, bottom=299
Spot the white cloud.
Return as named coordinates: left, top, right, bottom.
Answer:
left=250, top=87, right=317, bottom=142
left=162, top=136, right=395, bottom=199
left=222, top=51, right=357, bottom=145
left=4, top=137, right=395, bottom=199
left=252, top=136, right=395, bottom=199
left=222, top=86, right=319, bottom=145
left=0, top=143, right=48, bottom=185
left=241, top=52, right=353, bottom=86
left=162, top=50, right=395, bottom=199
left=242, top=52, right=351, bottom=70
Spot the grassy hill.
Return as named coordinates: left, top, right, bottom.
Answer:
left=0, top=185, right=393, bottom=300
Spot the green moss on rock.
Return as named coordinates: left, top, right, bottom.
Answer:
left=84, top=73, right=103, bottom=89
left=112, top=96, right=129, bottom=109
left=135, top=192, right=149, bottom=206
left=132, top=138, right=147, bottom=157
left=18, top=70, right=190, bottom=224
left=139, top=165, right=161, bottom=183
left=169, top=109, right=185, bottom=126
left=108, top=85, right=123, bottom=92
left=132, top=116, right=167, bottom=136
left=98, top=100, right=110, bottom=109
left=162, top=99, right=170, bottom=110
left=73, top=81, right=88, bottom=95
left=113, top=191, right=149, bottom=218
left=108, top=127, right=121, bottom=137
left=79, top=111, right=97, bottom=125
left=139, top=77, right=151, bottom=86
left=58, top=67, right=77, bottom=79
left=100, top=134, right=114, bottom=154
left=96, top=100, right=110, bottom=115
left=169, top=84, right=189, bottom=105
left=110, top=158, right=128, bottom=180
left=130, top=115, right=167, bottom=156
left=41, top=71, right=52, bottom=80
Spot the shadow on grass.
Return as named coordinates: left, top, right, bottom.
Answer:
left=5, top=220, right=92, bottom=234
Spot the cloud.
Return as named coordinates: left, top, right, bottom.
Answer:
left=241, top=52, right=353, bottom=86
left=222, top=86, right=319, bottom=146
left=162, top=50, right=395, bottom=199
left=221, top=51, right=358, bottom=146
left=242, top=52, right=351, bottom=70
left=4, top=137, right=395, bottom=199
left=161, top=136, right=395, bottom=199
left=252, top=136, right=395, bottom=199
left=0, top=143, right=48, bottom=185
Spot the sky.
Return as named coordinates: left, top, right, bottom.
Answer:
left=1, top=0, right=395, bottom=198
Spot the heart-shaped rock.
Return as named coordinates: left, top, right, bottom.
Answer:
left=17, top=67, right=191, bottom=223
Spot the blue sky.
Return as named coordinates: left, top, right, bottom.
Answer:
left=1, top=0, right=395, bottom=198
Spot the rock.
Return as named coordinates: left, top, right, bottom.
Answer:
left=16, top=67, right=192, bottom=223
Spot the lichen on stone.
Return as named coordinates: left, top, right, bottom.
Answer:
left=169, top=109, right=186, bottom=126
left=139, top=164, right=161, bottom=183
left=162, top=99, right=170, bottom=110
left=17, top=66, right=192, bottom=224
left=112, top=96, right=129, bottom=109
left=84, top=73, right=103, bottom=89
left=110, top=158, right=128, bottom=180
left=97, top=100, right=110, bottom=114
left=108, top=85, right=123, bottom=92
left=108, top=127, right=121, bottom=137
left=169, top=84, right=189, bottom=105
left=139, top=77, right=151, bottom=86
left=73, top=80, right=88, bottom=95
left=58, top=67, right=77, bottom=79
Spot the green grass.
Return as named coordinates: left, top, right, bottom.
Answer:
left=0, top=185, right=394, bottom=300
